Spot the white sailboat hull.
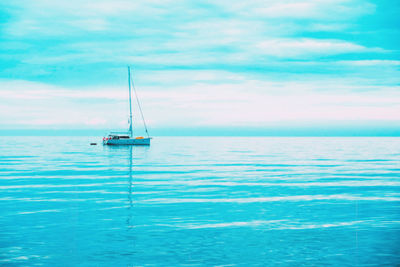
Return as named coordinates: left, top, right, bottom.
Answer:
left=103, top=138, right=151, bottom=146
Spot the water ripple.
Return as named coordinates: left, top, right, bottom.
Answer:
left=1, top=136, right=400, bottom=266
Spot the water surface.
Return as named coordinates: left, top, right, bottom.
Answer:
left=1, top=137, right=399, bottom=266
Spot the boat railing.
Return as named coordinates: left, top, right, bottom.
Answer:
left=109, top=131, right=131, bottom=135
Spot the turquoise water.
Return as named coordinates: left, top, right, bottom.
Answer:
left=1, top=137, right=399, bottom=266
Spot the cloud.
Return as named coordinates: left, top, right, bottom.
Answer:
left=253, top=0, right=375, bottom=19
left=255, top=38, right=376, bottom=58
left=0, top=0, right=387, bottom=72
left=1, top=77, right=399, bottom=129
left=210, top=0, right=375, bottom=20
left=0, top=0, right=398, bottom=131
left=338, top=60, right=400, bottom=66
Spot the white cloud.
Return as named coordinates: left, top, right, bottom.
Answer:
left=1, top=0, right=384, bottom=69
left=1, top=77, right=399, bottom=129
left=210, top=0, right=375, bottom=20
left=0, top=0, right=397, bottom=132
left=70, top=19, right=109, bottom=31
left=255, top=38, right=377, bottom=57
left=256, top=2, right=319, bottom=18
left=308, top=23, right=349, bottom=32
left=17, top=37, right=380, bottom=67
left=338, top=60, right=400, bottom=66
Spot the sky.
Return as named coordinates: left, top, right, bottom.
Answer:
left=0, top=0, right=399, bottom=136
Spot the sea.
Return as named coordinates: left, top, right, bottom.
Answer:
left=0, top=136, right=399, bottom=266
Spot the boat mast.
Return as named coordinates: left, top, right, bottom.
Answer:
left=128, top=66, right=133, bottom=137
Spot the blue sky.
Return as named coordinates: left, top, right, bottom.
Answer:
left=0, top=0, right=399, bottom=135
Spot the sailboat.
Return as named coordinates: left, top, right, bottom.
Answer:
left=103, top=67, right=151, bottom=146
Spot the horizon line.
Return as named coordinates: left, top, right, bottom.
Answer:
left=1, top=127, right=399, bottom=137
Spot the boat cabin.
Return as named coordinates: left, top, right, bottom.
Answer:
left=108, top=134, right=130, bottom=140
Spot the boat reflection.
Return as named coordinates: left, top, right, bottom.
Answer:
left=103, top=145, right=150, bottom=228
left=127, top=146, right=133, bottom=227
